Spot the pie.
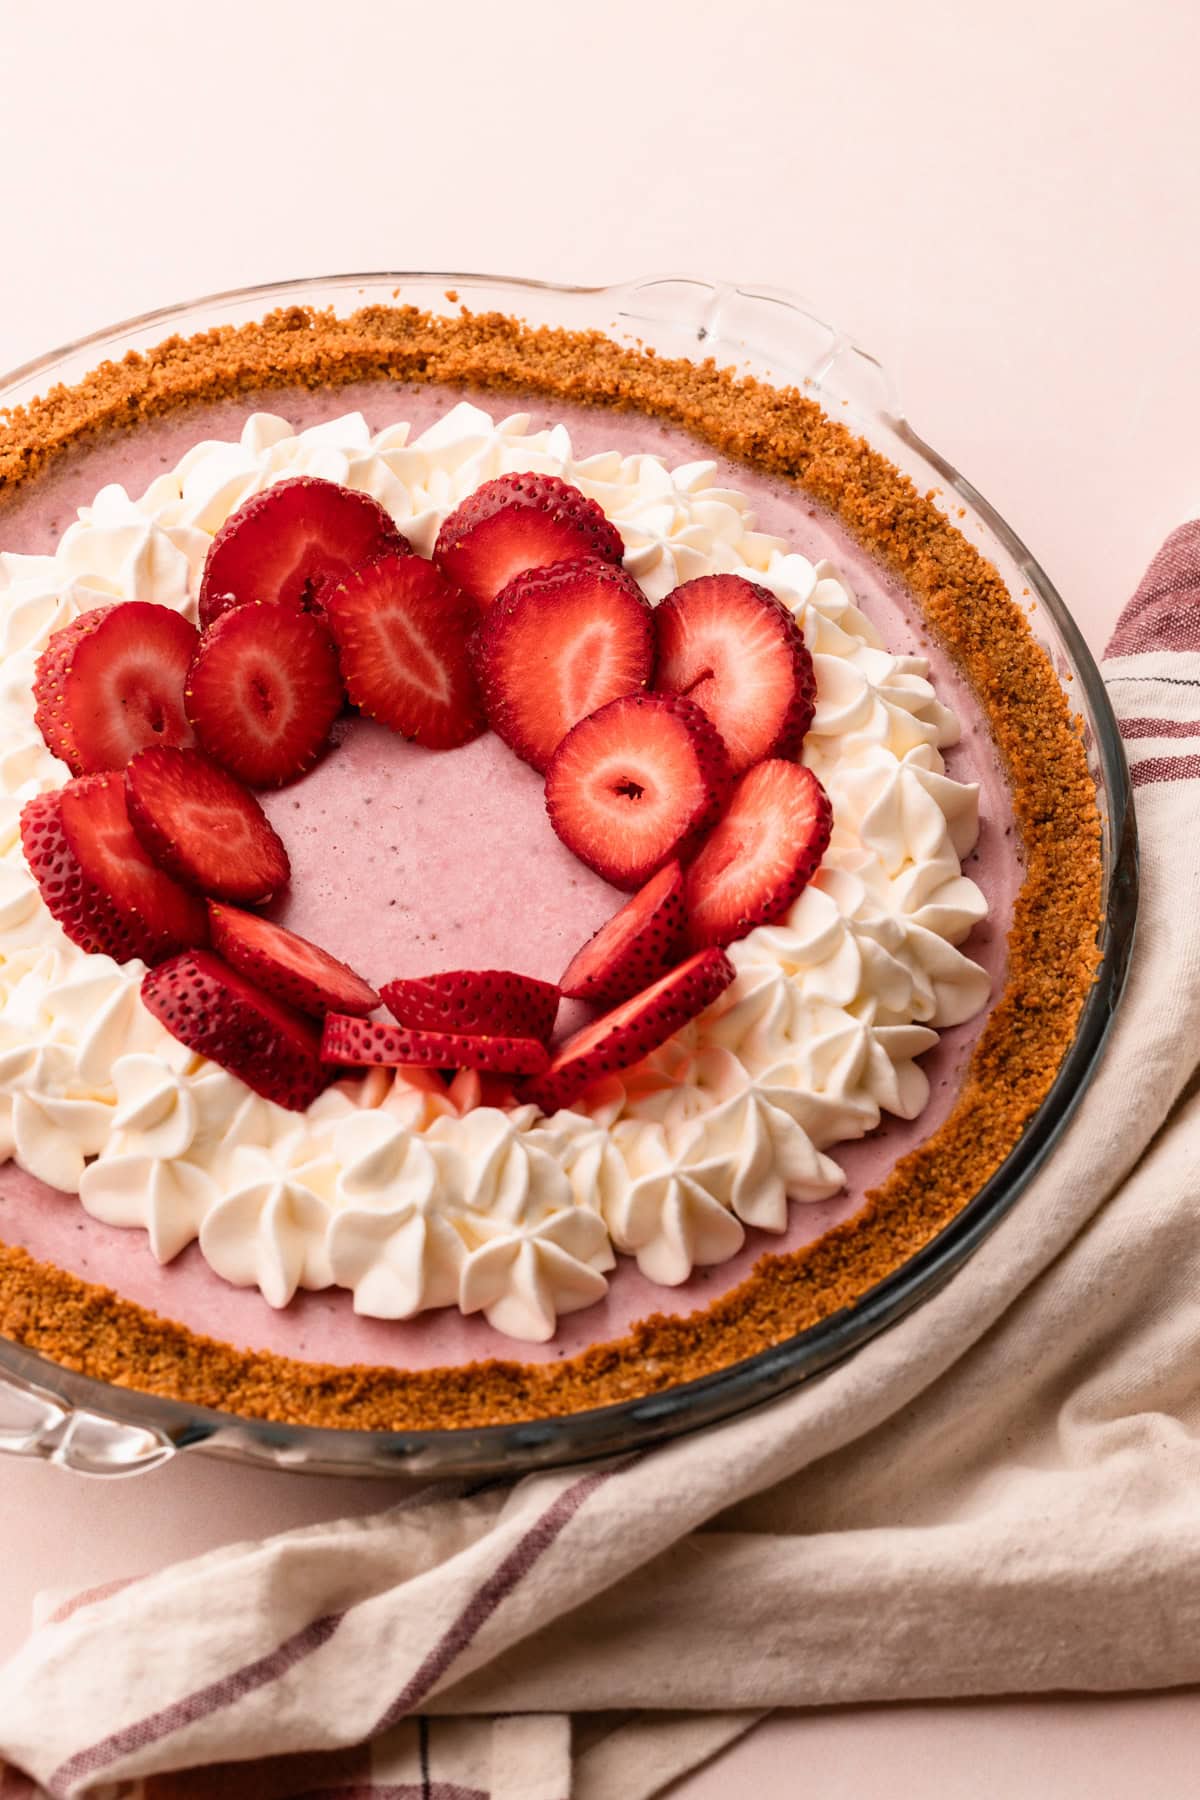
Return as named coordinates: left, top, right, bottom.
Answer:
left=0, top=302, right=1101, bottom=1430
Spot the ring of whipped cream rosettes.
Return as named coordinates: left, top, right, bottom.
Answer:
left=0, top=404, right=991, bottom=1342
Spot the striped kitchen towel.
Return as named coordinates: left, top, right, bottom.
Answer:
left=2, top=526, right=1200, bottom=1798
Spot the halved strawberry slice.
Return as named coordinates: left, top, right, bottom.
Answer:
left=685, top=760, right=833, bottom=948
left=141, top=950, right=330, bottom=1111
left=380, top=969, right=560, bottom=1043
left=125, top=747, right=290, bottom=904
left=58, top=772, right=209, bottom=962
left=524, top=948, right=735, bottom=1113
left=559, top=860, right=686, bottom=1006
left=33, top=607, right=115, bottom=771
left=35, top=602, right=198, bottom=777
left=545, top=692, right=732, bottom=891
left=208, top=902, right=379, bottom=1019
left=185, top=601, right=344, bottom=788
left=654, top=574, right=816, bottom=775
left=434, top=473, right=624, bottom=609
left=476, top=557, right=655, bottom=772
left=197, top=476, right=410, bottom=630
left=321, top=1014, right=550, bottom=1076
left=323, top=551, right=485, bottom=750
left=20, top=790, right=149, bottom=961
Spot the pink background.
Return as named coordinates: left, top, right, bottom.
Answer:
left=2, top=1, right=1199, bottom=1791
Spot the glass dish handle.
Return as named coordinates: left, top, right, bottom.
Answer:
left=0, top=1368, right=175, bottom=1475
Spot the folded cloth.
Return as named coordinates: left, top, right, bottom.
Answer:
left=3, top=526, right=1200, bottom=1800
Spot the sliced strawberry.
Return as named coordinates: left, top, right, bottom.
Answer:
left=323, top=551, right=485, bottom=750
left=559, top=861, right=686, bottom=1006
left=434, top=473, right=624, bottom=609
left=20, top=790, right=147, bottom=961
left=33, top=607, right=116, bottom=771
left=379, top=969, right=560, bottom=1043
left=208, top=902, right=379, bottom=1019
left=56, top=772, right=208, bottom=962
left=185, top=601, right=344, bottom=788
left=34, top=602, right=198, bottom=777
left=685, top=760, right=833, bottom=948
left=141, top=950, right=330, bottom=1111
left=545, top=692, right=732, bottom=891
left=524, top=948, right=735, bottom=1113
left=198, top=476, right=410, bottom=630
left=476, top=557, right=654, bottom=772
left=321, top=1014, right=550, bottom=1076
left=125, top=747, right=290, bottom=904
left=654, top=574, right=816, bottom=775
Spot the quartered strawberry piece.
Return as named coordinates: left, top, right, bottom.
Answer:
left=141, top=950, right=330, bottom=1110
left=545, top=692, right=732, bottom=891
left=34, top=602, right=198, bottom=777
left=685, top=760, right=833, bottom=949
left=524, top=947, right=735, bottom=1113
left=207, top=902, right=379, bottom=1019
left=476, top=557, right=655, bottom=771
left=197, top=476, right=410, bottom=630
left=54, top=772, right=209, bottom=963
left=323, top=550, right=485, bottom=750
left=20, top=789, right=148, bottom=962
left=559, top=860, right=686, bottom=1006
left=654, top=574, right=816, bottom=775
left=125, top=746, right=290, bottom=904
left=185, top=601, right=344, bottom=788
left=321, top=1013, right=551, bottom=1076
left=433, top=473, right=625, bottom=609
left=380, top=968, right=560, bottom=1043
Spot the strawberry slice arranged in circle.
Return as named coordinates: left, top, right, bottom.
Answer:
left=524, top=947, right=735, bottom=1114
left=324, top=550, right=485, bottom=750
left=654, top=574, right=816, bottom=775
left=198, top=476, right=410, bottom=630
left=125, top=747, right=290, bottom=904
left=685, top=760, right=833, bottom=949
left=20, top=790, right=152, bottom=963
left=34, top=601, right=198, bottom=777
left=476, top=557, right=655, bottom=772
left=185, top=601, right=344, bottom=788
left=559, top=860, right=686, bottom=1006
left=545, top=692, right=732, bottom=891
left=55, top=771, right=209, bottom=963
left=380, top=969, right=560, bottom=1043
left=208, top=902, right=379, bottom=1020
left=321, top=1014, right=551, bottom=1076
left=434, top=473, right=625, bottom=609
left=142, top=950, right=330, bottom=1111
left=33, top=607, right=115, bottom=772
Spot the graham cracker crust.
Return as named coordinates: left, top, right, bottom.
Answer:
left=0, top=303, right=1102, bottom=1430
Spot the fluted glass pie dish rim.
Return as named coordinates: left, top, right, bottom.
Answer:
left=0, top=270, right=1137, bottom=1479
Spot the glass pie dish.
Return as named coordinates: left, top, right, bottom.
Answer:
left=0, top=272, right=1137, bottom=1478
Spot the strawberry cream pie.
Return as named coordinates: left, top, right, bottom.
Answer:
left=0, top=303, right=1101, bottom=1430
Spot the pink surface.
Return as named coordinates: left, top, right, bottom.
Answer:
left=0, top=382, right=1019, bottom=1369
left=2, top=5, right=1198, bottom=1792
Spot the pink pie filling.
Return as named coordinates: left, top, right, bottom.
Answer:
left=0, top=382, right=1020, bottom=1370
left=262, top=719, right=620, bottom=1042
